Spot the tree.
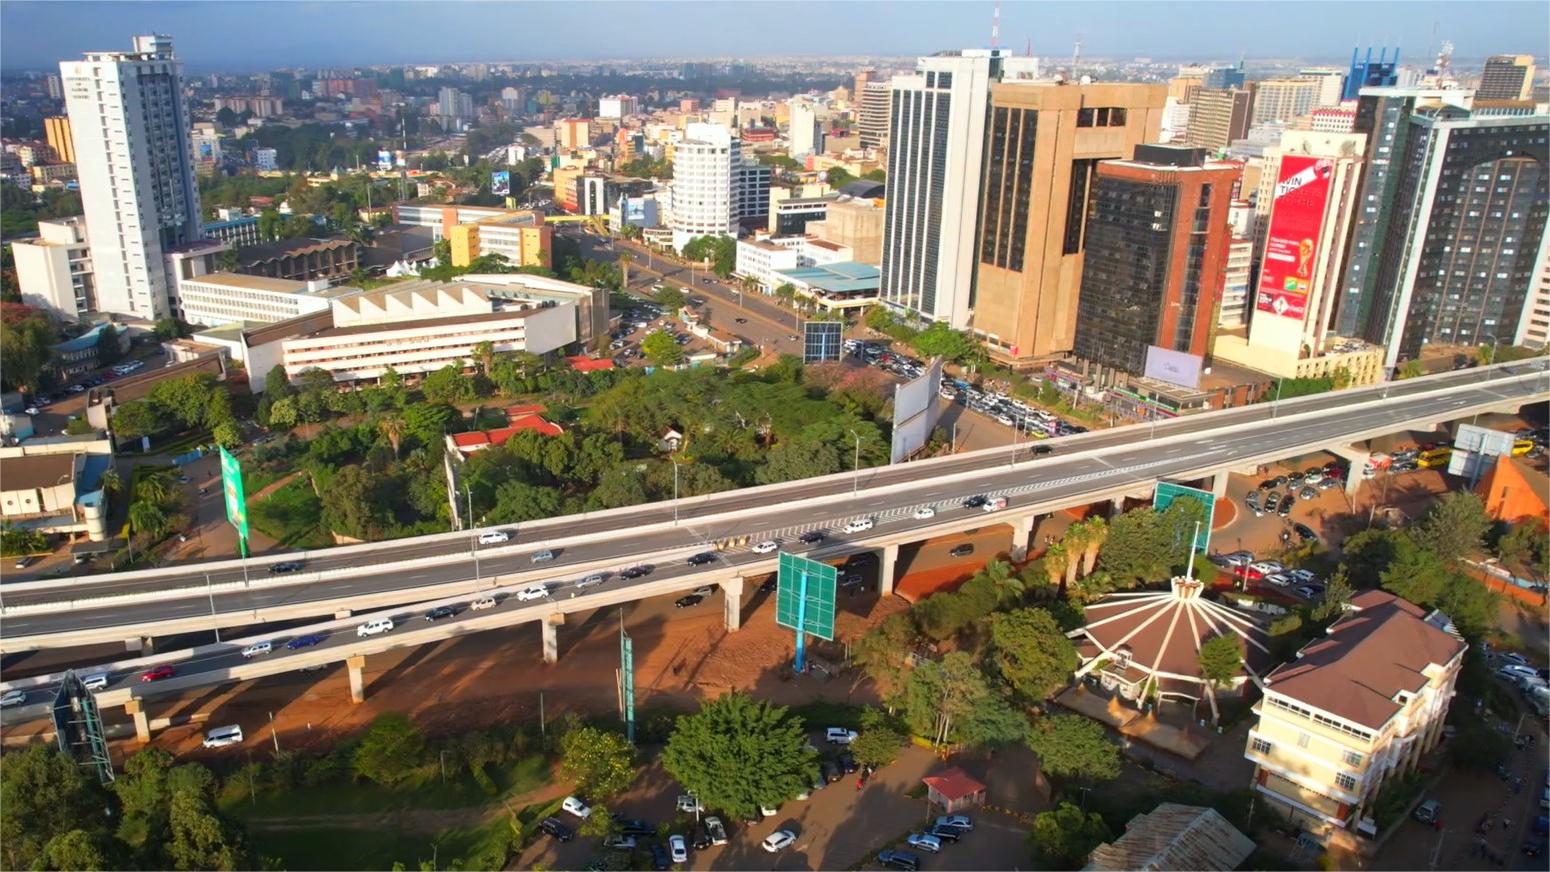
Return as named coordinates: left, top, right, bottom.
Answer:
left=1310, top=566, right=1353, bottom=622
left=756, top=440, right=841, bottom=485
left=853, top=614, right=916, bottom=701
left=1396, top=360, right=1425, bottom=379
left=211, top=419, right=243, bottom=449
left=826, top=167, right=855, bottom=188
left=167, top=791, right=244, bottom=871
left=1026, top=714, right=1120, bottom=783
left=661, top=692, right=817, bottom=819
left=773, top=282, right=798, bottom=304
left=42, top=829, right=114, bottom=871
left=850, top=712, right=907, bottom=769
left=0, top=744, right=112, bottom=872
left=0, top=304, right=58, bottom=392
left=352, top=713, right=426, bottom=785
left=654, top=285, right=686, bottom=310
left=641, top=329, right=685, bottom=367
left=320, top=465, right=394, bottom=540
left=1027, top=802, right=1112, bottom=869
left=1197, top=634, right=1244, bottom=686
left=1414, top=491, right=1492, bottom=564
left=989, top=608, right=1079, bottom=702
left=558, top=725, right=636, bottom=800
left=100, top=467, right=122, bottom=500
left=487, top=481, right=564, bottom=524
left=902, top=652, right=996, bottom=748
left=422, top=363, right=475, bottom=404
left=95, top=325, right=124, bottom=366
left=110, top=400, right=161, bottom=441
left=401, top=402, right=456, bottom=446
left=128, top=500, right=169, bottom=539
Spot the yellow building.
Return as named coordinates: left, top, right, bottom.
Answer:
left=1245, top=590, right=1465, bottom=840
left=44, top=116, right=74, bottom=164
left=449, top=216, right=552, bottom=269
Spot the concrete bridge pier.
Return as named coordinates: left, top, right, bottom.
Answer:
left=125, top=636, right=154, bottom=653
left=334, top=609, right=353, bottom=620
left=1328, top=444, right=1370, bottom=498
left=541, top=613, right=565, bottom=664
left=1210, top=470, right=1231, bottom=499
left=721, top=576, right=745, bottom=632
left=347, top=654, right=366, bottom=703
left=1008, top=515, right=1036, bottom=562
left=126, top=699, right=151, bottom=743
left=878, top=543, right=899, bottom=597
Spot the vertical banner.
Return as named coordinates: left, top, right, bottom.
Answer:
left=490, top=170, right=511, bottom=197
left=1255, top=155, right=1333, bottom=321
left=219, top=446, right=249, bottom=556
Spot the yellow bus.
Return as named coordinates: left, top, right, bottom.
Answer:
left=1512, top=439, right=1535, bottom=456
left=1417, top=447, right=1453, bottom=469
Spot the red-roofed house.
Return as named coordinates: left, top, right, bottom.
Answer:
left=445, top=416, right=564, bottom=456
left=567, top=355, right=616, bottom=372
left=506, top=403, right=546, bottom=418
left=921, top=767, right=986, bottom=813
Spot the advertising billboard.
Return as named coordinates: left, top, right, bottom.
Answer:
left=377, top=150, right=394, bottom=171
left=1255, top=155, right=1333, bottom=322
left=802, top=321, right=843, bottom=363
left=890, top=357, right=944, bottom=463
left=219, top=446, right=249, bottom=553
left=1143, top=345, right=1204, bottom=390
left=490, top=170, right=511, bottom=197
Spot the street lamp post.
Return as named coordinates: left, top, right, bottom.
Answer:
left=205, top=573, right=221, bottom=643
left=672, top=458, right=682, bottom=525
left=849, top=429, right=862, bottom=496
left=1270, top=378, right=1284, bottom=419
left=465, top=482, right=481, bottom=588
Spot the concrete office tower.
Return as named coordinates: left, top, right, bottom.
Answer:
left=1220, top=237, right=1255, bottom=328
left=859, top=81, right=891, bottom=150
left=1343, top=47, right=1400, bottom=100
left=788, top=97, right=823, bottom=157
left=1187, top=88, right=1255, bottom=153
left=667, top=122, right=746, bottom=250
left=1252, top=79, right=1321, bottom=124
left=880, top=49, right=1035, bottom=327
left=1297, top=68, right=1348, bottom=108
left=438, top=86, right=474, bottom=127
left=1478, top=55, right=1536, bottom=101
left=1071, top=146, right=1238, bottom=380
left=60, top=34, right=201, bottom=320
left=971, top=81, right=1167, bottom=364
left=1348, top=106, right=1548, bottom=369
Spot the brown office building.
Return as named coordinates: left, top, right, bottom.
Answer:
left=1072, top=145, right=1240, bottom=381
left=971, top=81, right=1167, bottom=366
left=1186, top=88, right=1255, bottom=152
left=1477, top=54, right=1536, bottom=101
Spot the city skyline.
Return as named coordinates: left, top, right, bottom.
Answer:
left=2, top=1, right=1546, bottom=72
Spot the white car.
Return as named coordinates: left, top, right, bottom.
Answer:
left=562, top=796, right=592, bottom=818
left=843, top=518, right=875, bottom=534
left=913, top=506, right=937, bottom=520
left=357, top=619, right=393, bottom=637
left=576, top=574, right=605, bottom=589
left=1264, top=573, right=1292, bottom=587
left=825, top=727, right=858, bottom=745
left=751, top=540, right=779, bottom=554
left=762, top=830, right=796, bottom=853
left=1220, top=551, right=1254, bottom=567
left=669, top=834, right=688, bottom=863
left=516, top=584, right=550, bottom=602
left=0, top=689, right=27, bottom=708
left=691, top=585, right=716, bottom=597
left=476, top=530, right=510, bottom=545
left=241, top=641, right=273, bottom=658
left=1248, top=560, right=1284, bottom=575
left=1286, top=569, right=1317, bottom=585
left=469, top=596, right=497, bottom=611
left=530, top=549, right=555, bottom=563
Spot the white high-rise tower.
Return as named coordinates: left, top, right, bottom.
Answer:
left=60, top=34, right=203, bottom=319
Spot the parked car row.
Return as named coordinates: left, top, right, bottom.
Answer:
left=878, top=816, right=975, bottom=870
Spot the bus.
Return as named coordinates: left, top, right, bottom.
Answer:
left=1416, top=447, right=1453, bottom=469
left=1512, top=439, right=1535, bottom=457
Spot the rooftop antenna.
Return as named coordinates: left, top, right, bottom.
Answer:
left=990, top=0, right=1001, bottom=49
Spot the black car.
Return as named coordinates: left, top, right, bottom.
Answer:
left=1030, top=444, right=1053, bottom=455
left=949, top=544, right=975, bottom=558
left=423, top=606, right=455, bottom=621
left=649, top=842, right=670, bottom=871
left=820, top=759, right=842, bottom=783
left=926, top=825, right=962, bottom=843
left=686, top=552, right=717, bottom=566
left=961, top=494, right=988, bottom=509
left=1292, top=522, right=1318, bottom=543
left=675, top=594, right=704, bottom=609
left=691, top=826, right=712, bottom=850
left=1271, top=475, right=1289, bottom=487
left=759, top=577, right=777, bottom=593
left=613, top=816, right=654, bottom=837
left=879, top=849, right=921, bottom=871
left=799, top=530, right=827, bottom=544
left=735, top=317, right=748, bottom=324
left=837, top=752, right=858, bottom=773
left=620, top=565, right=653, bottom=579
left=1258, top=479, right=1277, bottom=491
left=268, top=560, right=305, bottom=574
left=539, top=817, right=574, bottom=842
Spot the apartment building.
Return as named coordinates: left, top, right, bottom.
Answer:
left=176, top=272, right=344, bottom=329
left=1252, top=79, right=1322, bottom=124
left=665, top=122, right=769, bottom=249
left=1245, top=590, right=1465, bottom=839
left=448, top=216, right=552, bottom=270
left=1187, top=88, right=1255, bottom=152
left=1478, top=54, right=1536, bottom=101
left=734, top=235, right=851, bottom=291
left=1219, top=237, right=1254, bottom=328
left=10, top=217, right=95, bottom=319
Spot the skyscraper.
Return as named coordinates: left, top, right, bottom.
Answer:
left=1071, top=145, right=1238, bottom=380
left=1343, top=47, right=1400, bottom=100
left=788, top=97, right=823, bottom=157
left=859, top=81, right=891, bottom=150
left=666, top=122, right=768, bottom=249
left=60, top=34, right=201, bottom=319
left=1251, top=79, right=1321, bottom=124
left=971, top=81, right=1167, bottom=363
left=1186, top=88, right=1255, bottom=152
left=1478, top=54, right=1536, bottom=101
left=880, top=49, right=1034, bottom=327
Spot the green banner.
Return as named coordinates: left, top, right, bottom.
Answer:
left=219, top=446, right=249, bottom=551
left=775, top=552, right=837, bottom=641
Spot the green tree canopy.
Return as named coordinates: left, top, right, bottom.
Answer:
left=1197, top=634, right=1244, bottom=686
left=558, top=725, right=637, bottom=800
left=661, top=692, right=817, bottom=818
left=1026, top=714, right=1121, bottom=784
left=1027, top=802, right=1112, bottom=869
left=989, top=608, right=1079, bottom=702
left=641, top=329, right=685, bottom=367
left=1413, top=491, right=1492, bottom=564
left=852, top=612, right=917, bottom=701
left=352, top=713, right=427, bottom=785
left=654, top=285, right=686, bottom=310
left=0, top=304, right=59, bottom=392
left=0, top=744, right=114, bottom=871
left=110, top=401, right=160, bottom=441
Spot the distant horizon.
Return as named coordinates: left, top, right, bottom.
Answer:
left=2, top=1, right=1545, bottom=74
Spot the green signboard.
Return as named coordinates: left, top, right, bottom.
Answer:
left=219, top=446, right=249, bottom=554
left=1154, top=481, right=1213, bottom=553
left=620, top=632, right=635, bottom=743
left=776, top=552, right=836, bottom=641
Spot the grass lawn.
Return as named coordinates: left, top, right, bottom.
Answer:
left=225, top=754, right=552, bottom=820
left=247, top=477, right=331, bottom=549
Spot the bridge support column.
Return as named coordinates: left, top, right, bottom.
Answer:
left=721, top=577, right=744, bottom=632
left=541, top=613, right=564, bottom=664
left=334, top=609, right=353, bottom=620
left=1328, top=444, right=1370, bottom=498
left=126, top=699, right=151, bottom=743
left=125, top=636, right=154, bottom=653
left=1008, top=515, right=1036, bottom=562
left=879, top=543, right=899, bottom=597
left=347, top=655, right=367, bottom=704
left=1109, top=496, right=1126, bottom=518
left=1210, top=470, right=1231, bottom=499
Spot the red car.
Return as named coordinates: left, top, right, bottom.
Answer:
left=140, top=665, right=175, bottom=682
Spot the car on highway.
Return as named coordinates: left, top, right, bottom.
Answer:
left=357, top=618, right=393, bottom=637
left=562, top=796, right=592, bottom=818
left=982, top=496, right=1008, bottom=512
left=751, top=540, right=779, bottom=554
left=906, top=833, right=942, bottom=853
left=424, top=606, right=456, bottom=621
left=576, top=574, right=606, bottom=589
left=530, top=549, right=556, bottom=563
left=799, top=530, right=827, bottom=544
left=476, top=530, right=510, bottom=545
left=913, top=506, right=937, bottom=520
left=286, top=634, right=325, bottom=650
left=675, top=594, right=704, bottom=609
left=268, top=561, right=305, bottom=574
left=961, top=494, right=988, bottom=509
left=620, top=564, right=653, bottom=579
left=241, top=641, right=273, bottom=658
left=516, top=584, right=550, bottom=602
left=469, top=596, right=497, bottom=611
left=13, top=555, right=37, bottom=570
left=1, top=689, right=28, bottom=707
left=762, top=830, right=796, bottom=853
left=843, top=517, right=875, bottom=534
left=141, top=665, right=175, bottom=682
left=735, top=317, right=748, bottom=324
left=669, top=834, right=688, bottom=863
left=686, top=552, right=717, bottom=566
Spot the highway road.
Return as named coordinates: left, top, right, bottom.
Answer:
left=1, top=360, right=1544, bottom=653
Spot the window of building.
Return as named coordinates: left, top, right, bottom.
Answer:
left=1251, top=737, right=1272, bottom=755
left=1344, top=750, right=1364, bottom=767
left=1335, top=773, right=1358, bottom=791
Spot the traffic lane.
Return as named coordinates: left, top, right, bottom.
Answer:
left=7, top=367, right=1542, bottom=604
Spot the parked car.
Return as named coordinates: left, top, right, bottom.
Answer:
left=949, top=543, right=975, bottom=558
left=562, top=796, right=592, bottom=818
left=761, top=830, right=796, bottom=853
left=668, top=834, right=688, bottom=863
left=1220, top=551, right=1255, bottom=567
left=906, top=833, right=942, bottom=853
left=202, top=724, right=244, bottom=749
left=1295, top=585, right=1326, bottom=599
left=1292, top=523, right=1319, bottom=543
left=704, top=816, right=728, bottom=846
left=1278, top=496, right=1294, bottom=517
left=935, top=814, right=974, bottom=832
left=538, top=817, right=574, bottom=842
left=826, top=727, right=859, bottom=744
left=675, top=594, right=704, bottom=609
left=926, top=824, right=962, bottom=843
left=1299, top=486, right=1318, bottom=501
left=602, top=834, right=637, bottom=850
left=1414, top=799, right=1441, bottom=824
left=878, top=849, right=921, bottom=871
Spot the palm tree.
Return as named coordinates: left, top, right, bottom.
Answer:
left=618, top=251, right=632, bottom=289
left=134, top=467, right=175, bottom=505
left=100, top=468, right=122, bottom=499
left=1040, top=543, right=1067, bottom=589
left=1061, top=523, right=1087, bottom=589
left=1080, top=516, right=1108, bottom=577
left=128, top=500, right=168, bottom=539
left=378, top=412, right=404, bottom=460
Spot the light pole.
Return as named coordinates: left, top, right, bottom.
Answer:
left=269, top=711, right=280, bottom=753
left=465, top=482, right=481, bottom=588
left=205, top=573, right=221, bottom=643
left=849, top=429, right=862, bottom=496
left=671, top=457, right=682, bottom=524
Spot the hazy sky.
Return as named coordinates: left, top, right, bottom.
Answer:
left=3, top=1, right=1546, bottom=72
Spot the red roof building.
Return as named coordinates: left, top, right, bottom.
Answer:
left=921, top=767, right=986, bottom=813
left=446, top=416, right=563, bottom=455
left=566, top=355, right=615, bottom=372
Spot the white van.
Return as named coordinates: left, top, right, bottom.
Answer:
left=843, top=518, right=875, bottom=534
left=357, top=618, right=394, bottom=637
left=477, top=530, right=510, bottom=545
left=202, top=725, right=244, bottom=749
left=82, top=673, right=110, bottom=691
left=241, top=641, right=273, bottom=659
left=982, top=496, right=1008, bottom=513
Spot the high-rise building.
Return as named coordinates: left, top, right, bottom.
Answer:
left=43, top=116, right=74, bottom=164
left=859, top=81, right=891, bottom=150
left=880, top=49, right=1036, bottom=327
left=1202, top=64, right=1246, bottom=91
left=1297, top=68, right=1348, bottom=108
left=1252, top=79, right=1322, bottom=124
left=1520, top=242, right=1550, bottom=348
left=1168, top=75, right=1204, bottom=104
left=437, top=86, right=474, bottom=127
left=1337, top=97, right=1547, bottom=369
left=1478, top=54, right=1536, bottom=101
left=970, top=81, right=1168, bottom=363
left=1219, top=236, right=1255, bottom=328
left=788, top=97, right=823, bottom=157
left=1343, top=47, right=1400, bottom=100
left=1187, top=88, right=1255, bottom=152
left=667, top=122, right=768, bottom=249
left=1071, top=145, right=1238, bottom=379
left=60, top=34, right=202, bottom=320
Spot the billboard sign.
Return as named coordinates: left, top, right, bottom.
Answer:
left=1142, top=345, right=1204, bottom=390
left=1448, top=423, right=1516, bottom=480
left=1255, top=155, right=1333, bottom=322
left=219, top=446, right=249, bottom=551
left=377, top=150, right=394, bottom=171
left=802, top=321, right=843, bottom=363
left=1153, top=482, right=1214, bottom=553
left=490, top=170, right=511, bottom=197
left=775, top=552, right=837, bottom=641
left=890, top=357, right=944, bottom=463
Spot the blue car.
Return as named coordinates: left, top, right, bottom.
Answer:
left=286, top=634, right=325, bottom=650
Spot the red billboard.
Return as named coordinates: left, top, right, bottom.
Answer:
left=1255, top=155, right=1333, bottom=321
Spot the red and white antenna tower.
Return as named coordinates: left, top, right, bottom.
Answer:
left=990, top=0, right=1001, bottom=50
